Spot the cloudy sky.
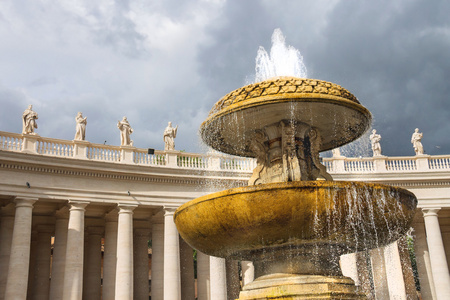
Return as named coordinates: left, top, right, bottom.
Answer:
left=0, top=0, right=449, bottom=157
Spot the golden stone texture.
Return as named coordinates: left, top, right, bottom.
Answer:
left=200, top=77, right=372, bottom=157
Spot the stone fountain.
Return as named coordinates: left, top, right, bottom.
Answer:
left=174, top=32, right=417, bottom=299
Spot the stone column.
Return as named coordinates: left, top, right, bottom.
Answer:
left=384, top=241, right=408, bottom=299
left=26, top=230, right=38, bottom=300
left=163, top=208, right=181, bottom=300
left=0, top=203, right=15, bottom=299
left=370, top=247, right=390, bottom=299
left=103, top=210, right=118, bottom=300
left=423, top=208, right=450, bottom=299
left=4, top=197, right=37, bottom=299
left=225, top=259, right=240, bottom=300
left=412, top=220, right=436, bottom=300
left=114, top=204, right=137, bottom=300
left=32, top=225, right=53, bottom=300
left=180, top=237, right=195, bottom=300
left=197, top=252, right=210, bottom=300
left=62, top=200, right=89, bottom=300
left=49, top=208, right=69, bottom=300
left=83, top=226, right=103, bottom=300
left=151, top=214, right=164, bottom=300
left=241, top=261, right=254, bottom=286
left=134, top=227, right=151, bottom=300
left=210, top=256, right=227, bottom=300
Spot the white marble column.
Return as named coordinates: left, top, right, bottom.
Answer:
left=180, top=237, right=195, bottom=300
left=151, top=216, right=164, bottom=300
left=134, top=227, right=150, bottom=300
left=163, top=208, right=181, bottom=300
left=4, top=197, right=37, bottom=300
left=197, top=252, right=210, bottom=300
left=384, top=241, right=408, bottom=299
left=103, top=210, right=118, bottom=300
left=210, top=256, right=227, bottom=300
left=83, top=226, right=103, bottom=300
left=32, top=225, right=53, bottom=300
left=370, top=247, right=390, bottom=299
left=412, top=220, right=436, bottom=300
left=114, top=204, right=137, bottom=300
left=225, top=259, right=240, bottom=300
left=423, top=208, right=450, bottom=299
left=49, top=209, right=69, bottom=300
left=62, top=200, right=89, bottom=300
left=241, top=261, right=254, bottom=286
left=26, top=230, right=38, bottom=300
left=0, top=203, right=15, bottom=299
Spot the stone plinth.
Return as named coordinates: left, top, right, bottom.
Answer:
left=239, top=274, right=366, bottom=300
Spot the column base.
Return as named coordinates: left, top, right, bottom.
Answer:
left=239, top=274, right=366, bottom=300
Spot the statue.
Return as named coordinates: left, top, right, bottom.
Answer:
left=22, top=105, right=38, bottom=135
left=411, top=128, right=424, bottom=155
left=164, top=122, right=178, bottom=151
left=117, top=117, right=133, bottom=146
left=74, top=112, right=87, bottom=141
left=332, top=148, right=341, bottom=157
left=369, top=129, right=382, bottom=156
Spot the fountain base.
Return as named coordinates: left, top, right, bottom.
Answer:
left=240, top=274, right=366, bottom=300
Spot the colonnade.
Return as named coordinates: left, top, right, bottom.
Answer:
left=0, top=198, right=235, bottom=300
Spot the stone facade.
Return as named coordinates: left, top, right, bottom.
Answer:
left=0, top=130, right=449, bottom=299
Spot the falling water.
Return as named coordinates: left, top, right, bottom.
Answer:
left=254, top=28, right=307, bottom=83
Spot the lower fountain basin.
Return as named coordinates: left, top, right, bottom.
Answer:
left=174, top=181, right=417, bottom=261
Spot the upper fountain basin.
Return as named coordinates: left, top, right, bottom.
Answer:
left=174, top=181, right=417, bottom=260
left=200, top=76, right=372, bottom=157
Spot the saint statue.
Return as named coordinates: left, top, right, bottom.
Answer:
left=22, top=105, right=38, bottom=135
left=164, top=122, right=178, bottom=151
left=369, top=129, right=382, bottom=156
left=332, top=148, right=341, bottom=157
left=411, top=128, right=424, bottom=155
left=74, top=112, right=87, bottom=141
left=117, top=117, right=133, bottom=146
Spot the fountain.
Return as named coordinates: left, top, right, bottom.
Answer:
left=174, top=30, right=417, bottom=299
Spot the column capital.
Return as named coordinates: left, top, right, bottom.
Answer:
left=14, top=197, right=38, bottom=207
left=55, top=206, right=69, bottom=219
left=105, top=207, right=119, bottom=222
left=422, top=208, right=441, bottom=217
left=67, top=200, right=89, bottom=211
left=163, top=206, right=178, bottom=217
left=1, top=201, right=16, bottom=216
left=117, top=203, right=138, bottom=214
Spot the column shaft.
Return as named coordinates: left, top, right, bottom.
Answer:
left=0, top=213, right=14, bottom=299
left=370, top=247, right=390, bottom=299
left=32, top=226, right=53, bottom=300
left=225, top=259, right=240, bottom=300
left=4, top=198, right=36, bottom=300
left=163, top=208, right=181, bottom=300
left=49, top=216, right=69, bottom=300
left=197, top=251, right=210, bottom=300
left=114, top=204, right=137, bottom=300
left=134, top=228, right=150, bottom=300
left=210, top=256, right=227, bottom=300
left=423, top=208, right=450, bottom=299
left=103, top=215, right=118, bottom=300
left=83, top=227, right=103, bottom=300
left=62, top=201, right=88, bottom=300
left=151, top=221, right=164, bottom=300
left=180, top=238, right=195, bottom=300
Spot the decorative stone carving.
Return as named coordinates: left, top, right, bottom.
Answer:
left=332, top=148, right=341, bottom=157
left=248, top=120, right=332, bottom=185
left=74, top=112, right=87, bottom=141
left=117, top=117, right=133, bottom=146
left=370, top=129, right=382, bottom=156
left=164, top=122, right=178, bottom=151
left=411, top=128, right=424, bottom=155
left=22, top=105, right=38, bottom=135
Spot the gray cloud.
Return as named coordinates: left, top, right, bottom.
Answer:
left=0, top=0, right=449, bottom=157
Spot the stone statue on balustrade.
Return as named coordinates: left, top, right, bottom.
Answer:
left=74, top=112, right=87, bottom=141
left=411, top=128, right=424, bottom=155
left=22, top=105, right=38, bottom=135
left=164, top=121, right=178, bottom=151
left=370, top=129, right=382, bottom=156
left=332, top=147, right=341, bottom=157
left=117, top=117, right=133, bottom=146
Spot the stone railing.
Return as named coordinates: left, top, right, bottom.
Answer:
left=1, top=131, right=449, bottom=174
left=0, top=131, right=256, bottom=173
